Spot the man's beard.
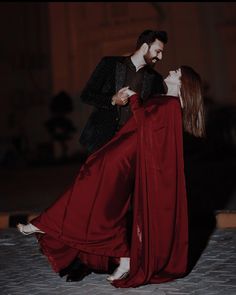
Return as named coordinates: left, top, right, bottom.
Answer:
left=144, top=52, right=158, bottom=68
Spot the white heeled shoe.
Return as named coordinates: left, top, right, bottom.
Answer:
left=17, top=223, right=45, bottom=235
left=107, top=257, right=130, bottom=282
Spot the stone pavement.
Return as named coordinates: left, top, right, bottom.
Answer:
left=0, top=228, right=235, bottom=295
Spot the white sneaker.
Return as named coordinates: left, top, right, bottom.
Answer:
left=107, top=257, right=130, bottom=282
left=17, top=223, right=45, bottom=235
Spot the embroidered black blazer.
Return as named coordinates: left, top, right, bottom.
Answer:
left=79, top=56, right=166, bottom=153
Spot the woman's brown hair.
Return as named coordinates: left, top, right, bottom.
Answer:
left=180, top=66, right=206, bottom=137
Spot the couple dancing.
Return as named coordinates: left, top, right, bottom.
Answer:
left=17, top=65, right=205, bottom=288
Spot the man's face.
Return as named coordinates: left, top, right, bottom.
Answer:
left=144, top=39, right=164, bottom=67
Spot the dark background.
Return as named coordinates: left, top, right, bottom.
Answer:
left=0, top=2, right=235, bottom=217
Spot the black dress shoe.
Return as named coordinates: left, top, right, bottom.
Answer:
left=66, top=264, right=91, bottom=282
left=59, top=258, right=82, bottom=277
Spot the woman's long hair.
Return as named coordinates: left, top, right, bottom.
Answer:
left=180, top=66, right=206, bottom=137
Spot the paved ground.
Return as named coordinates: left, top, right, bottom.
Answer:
left=0, top=228, right=236, bottom=295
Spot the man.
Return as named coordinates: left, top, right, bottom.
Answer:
left=79, top=29, right=168, bottom=154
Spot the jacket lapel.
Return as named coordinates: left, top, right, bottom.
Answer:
left=115, top=61, right=127, bottom=92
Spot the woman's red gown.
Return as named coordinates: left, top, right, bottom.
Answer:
left=31, top=94, right=188, bottom=288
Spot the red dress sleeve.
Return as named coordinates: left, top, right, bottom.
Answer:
left=113, top=97, right=188, bottom=287
left=129, top=94, right=144, bottom=125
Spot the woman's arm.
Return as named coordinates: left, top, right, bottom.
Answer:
left=126, top=90, right=144, bottom=124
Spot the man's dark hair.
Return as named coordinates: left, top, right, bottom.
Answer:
left=136, top=29, right=168, bottom=50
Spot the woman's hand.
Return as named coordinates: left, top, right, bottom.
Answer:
left=125, top=88, right=136, bottom=97
left=112, top=87, right=137, bottom=106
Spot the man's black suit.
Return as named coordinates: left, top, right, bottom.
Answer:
left=79, top=56, right=166, bottom=154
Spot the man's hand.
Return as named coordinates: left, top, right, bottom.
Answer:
left=112, top=86, right=130, bottom=106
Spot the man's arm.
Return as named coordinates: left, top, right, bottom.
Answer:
left=80, top=57, right=117, bottom=110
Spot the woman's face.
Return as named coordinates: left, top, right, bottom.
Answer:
left=164, top=68, right=182, bottom=88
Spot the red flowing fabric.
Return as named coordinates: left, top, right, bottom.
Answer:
left=31, top=94, right=188, bottom=288
left=114, top=94, right=188, bottom=287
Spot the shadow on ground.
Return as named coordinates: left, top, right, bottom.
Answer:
left=183, top=130, right=236, bottom=273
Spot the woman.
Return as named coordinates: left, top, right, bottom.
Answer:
left=17, top=66, right=205, bottom=288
